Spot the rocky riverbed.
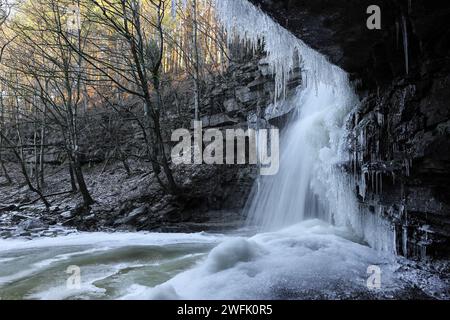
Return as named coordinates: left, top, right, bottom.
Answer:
left=0, top=159, right=250, bottom=240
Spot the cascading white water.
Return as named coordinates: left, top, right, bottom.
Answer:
left=215, top=0, right=356, bottom=227
left=245, top=83, right=357, bottom=230
left=215, top=0, right=396, bottom=253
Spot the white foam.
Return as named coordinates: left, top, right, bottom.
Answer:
left=32, top=247, right=112, bottom=268
left=122, top=283, right=181, bottom=300
left=27, top=264, right=119, bottom=300
left=204, top=238, right=265, bottom=273
left=119, top=220, right=396, bottom=300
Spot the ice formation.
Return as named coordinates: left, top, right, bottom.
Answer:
left=120, top=220, right=397, bottom=300
left=214, top=0, right=347, bottom=102
left=402, top=15, right=409, bottom=75
left=215, top=0, right=396, bottom=254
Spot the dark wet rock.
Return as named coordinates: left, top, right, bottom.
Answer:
left=11, top=213, right=32, bottom=224
left=0, top=230, right=12, bottom=238
left=41, top=216, right=58, bottom=226
left=250, top=0, right=450, bottom=87
left=348, top=73, right=450, bottom=259
left=15, top=231, right=32, bottom=237
left=159, top=205, right=181, bottom=222
left=83, top=214, right=96, bottom=222
left=0, top=204, right=18, bottom=212
left=71, top=203, right=90, bottom=216
left=61, top=217, right=78, bottom=227
left=60, top=211, right=74, bottom=219
left=224, top=99, right=240, bottom=113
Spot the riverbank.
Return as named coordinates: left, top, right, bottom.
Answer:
left=0, top=160, right=250, bottom=239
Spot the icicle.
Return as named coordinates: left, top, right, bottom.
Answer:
left=419, top=225, right=431, bottom=260
left=214, top=0, right=347, bottom=105
left=400, top=204, right=409, bottom=257
left=380, top=172, right=383, bottom=194
left=371, top=170, right=375, bottom=192
left=377, top=112, right=384, bottom=126
left=421, top=230, right=428, bottom=260
left=402, top=15, right=409, bottom=75
left=359, top=127, right=366, bottom=150
left=359, top=171, right=367, bottom=200
left=375, top=171, right=379, bottom=195
left=402, top=226, right=408, bottom=258
left=404, top=158, right=410, bottom=176
left=396, top=20, right=400, bottom=49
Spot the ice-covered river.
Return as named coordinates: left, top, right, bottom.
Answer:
left=0, top=220, right=423, bottom=300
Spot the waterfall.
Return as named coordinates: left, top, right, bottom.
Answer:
left=244, top=82, right=356, bottom=230
left=215, top=0, right=396, bottom=254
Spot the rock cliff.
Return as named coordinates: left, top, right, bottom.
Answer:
left=251, top=0, right=450, bottom=259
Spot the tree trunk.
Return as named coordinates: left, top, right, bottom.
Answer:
left=33, top=110, right=39, bottom=189
left=0, top=157, right=12, bottom=184
left=0, top=130, right=50, bottom=209
left=39, top=100, right=47, bottom=187
left=72, top=157, right=94, bottom=206
left=192, top=0, right=201, bottom=122
left=0, top=89, right=11, bottom=184
left=69, top=162, right=78, bottom=192
left=153, top=110, right=178, bottom=194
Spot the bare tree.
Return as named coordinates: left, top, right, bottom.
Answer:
left=2, top=0, right=95, bottom=206
left=0, top=84, right=12, bottom=184
left=0, top=0, right=11, bottom=26
left=0, top=0, right=230, bottom=204
left=70, top=0, right=179, bottom=194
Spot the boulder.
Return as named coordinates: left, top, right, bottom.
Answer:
left=114, top=206, right=148, bottom=226
left=224, top=99, right=240, bottom=113
left=200, top=114, right=239, bottom=128
left=60, top=211, right=74, bottom=219
left=0, top=204, right=18, bottom=213
left=17, top=219, right=48, bottom=231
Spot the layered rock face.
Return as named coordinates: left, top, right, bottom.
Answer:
left=251, top=0, right=450, bottom=259
left=195, top=53, right=301, bottom=129
left=173, top=53, right=301, bottom=213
